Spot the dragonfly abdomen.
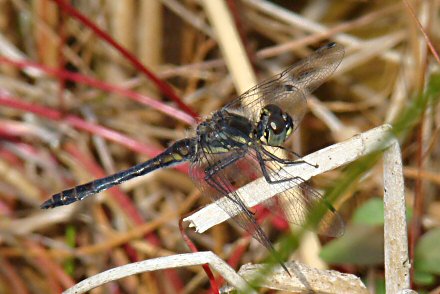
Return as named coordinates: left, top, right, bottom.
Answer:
left=41, top=182, right=97, bottom=208
left=41, top=138, right=196, bottom=209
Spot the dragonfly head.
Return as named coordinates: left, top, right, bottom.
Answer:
left=255, top=104, right=294, bottom=146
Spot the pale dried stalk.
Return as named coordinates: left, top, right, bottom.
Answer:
left=106, top=0, right=135, bottom=83
left=32, top=0, right=59, bottom=67
left=386, top=69, right=412, bottom=123
left=161, top=0, right=215, bottom=38
left=0, top=158, right=40, bottom=204
left=61, top=252, right=369, bottom=294
left=0, top=33, right=42, bottom=77
left=138, top=0, right=163, bottom=68
left=201, top=0, right=257, bottom=97
left=307, top=96, right=359, bottom=142
left=336, top=32, right=405, bottom=74
left=233, top=261, right=368, bottom=293
left=109, top=1, right=134, bottom=51
left=383, top=142, right=411, bottom=293
left=63, top=252, right=253, bottom=294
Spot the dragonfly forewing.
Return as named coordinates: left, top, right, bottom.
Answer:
left=224, top=42, right=344, bottom=131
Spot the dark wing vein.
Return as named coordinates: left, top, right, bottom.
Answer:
left=223, top=43, right=344, bottom=126
left=189, top=144, right=277, bottom=252
left=249, top=145, right=345, bottom=237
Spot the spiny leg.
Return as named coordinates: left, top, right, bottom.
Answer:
left=260, top=146, right=318, bottom=168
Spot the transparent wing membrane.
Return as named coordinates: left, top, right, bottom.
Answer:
left=248, top=146, right=345, bottom=237
left=224, top=42, right=344, bottom=129
left=42, top=43, right=345, bottom=274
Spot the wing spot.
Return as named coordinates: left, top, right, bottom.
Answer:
left=284, top=84, right=295, bottom=92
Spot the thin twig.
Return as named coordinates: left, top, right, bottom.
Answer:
left=201, top=0, right=257, bottom=97
left=403, top=0, right=440, bottom=65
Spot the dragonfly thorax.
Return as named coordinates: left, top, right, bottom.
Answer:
left=255, top=104, right=294, bottom=146
left=196, top=111, right=254, bottom=154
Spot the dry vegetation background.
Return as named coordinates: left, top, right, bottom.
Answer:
left=0, top=0, right=439, bottom=293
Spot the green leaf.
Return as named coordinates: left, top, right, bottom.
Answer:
left=352, top=198, right=384, bottom=226
left=320, top=225, right=383, bottom=265
left=415, top=228, right=440, bottom=275
left=64, top=225, right=76, bottom=276
left=375, top=278, right=385, bottom=294
left=352, top=197, right=413, bottom=226
left=413, top=270, right=436, bottom=286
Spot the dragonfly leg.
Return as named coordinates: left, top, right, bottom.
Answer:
left=203, top=151, right=253, bottom=214
left=260, top=146, right=318, bottom=168
left=203, top=150, right=246, bottom=178
left=256, top=148, right=304, bottom=184
left=204, top=171, right=256, bottom=219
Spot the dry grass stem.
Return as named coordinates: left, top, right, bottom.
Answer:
left=63, top=252, right=252, bottom=294
left=383, top=142, right=411, bottom=293
left=201, top=0, right=257, bottom=95
left=233, top=261, right=368, bottom=293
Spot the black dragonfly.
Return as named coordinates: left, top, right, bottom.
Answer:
left=42, top=42, right=345, bottom=273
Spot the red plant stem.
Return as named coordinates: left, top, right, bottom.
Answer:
left=0, top=147, right=21, bottom=166
left=64, top=116, right=160, bottom=157
left=0, top=94, right=189, bottom=173
left=164, top=269, right=185, bottom=294
left=179, top=216, right=220, bottom=294
left=3, top=94, right=189, bottom=173
left=0, top=56, right=195, bottom=125
left=0, top=94, right=61, bottom=120
left=65, top=144, right=188, bottom=290
left=0, top=120, right=42, bottom=139
left=52, top=0, right=199, bottom=119
left=403, top=0, right=440, bottom=65
left=0, top=94, right=149, bottom=153
left=215, top=237, right=250, bottom=287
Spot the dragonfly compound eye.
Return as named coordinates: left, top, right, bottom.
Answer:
left=256, top=104, right=294, bottom=146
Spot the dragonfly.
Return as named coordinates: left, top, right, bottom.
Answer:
left=41, top=42, right=345, bottom=274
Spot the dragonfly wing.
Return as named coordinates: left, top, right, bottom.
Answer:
left=223, top=43, right=344, bottom=132
left=189, top=146, right=277, bottom=252
left=249, top=146, right=345, bottom=237
left=280, top=42, right=345, bottom=94
left=224, top=71, right=308, bottom=134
